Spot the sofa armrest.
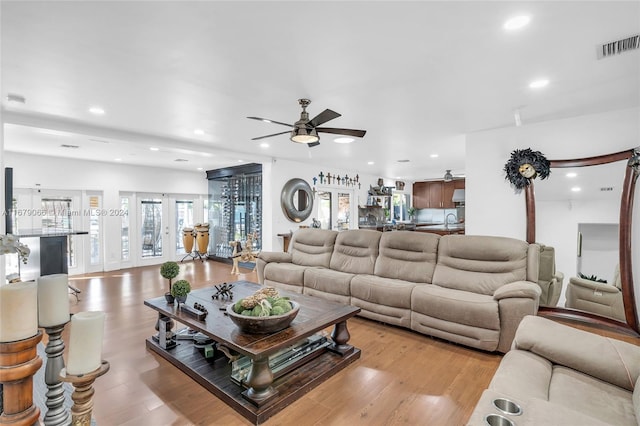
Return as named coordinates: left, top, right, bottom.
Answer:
left=257, top=251, right=292, bottom=263
left=493, top=281, right=541, bottom=301
left=513, top=315, right=640, bottom=391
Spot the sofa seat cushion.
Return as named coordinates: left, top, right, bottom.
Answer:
left=350, top=275, right=417, bottom=309
left=263, top=262, right=309, bottom=292
left=303, top=267, right=354, bottom=305
left=548, top=366, right=636, bottom=426
left=412, top=285, right=499, bottom=330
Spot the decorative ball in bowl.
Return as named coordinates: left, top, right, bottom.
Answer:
left=226, top=301, right=300, bottom=334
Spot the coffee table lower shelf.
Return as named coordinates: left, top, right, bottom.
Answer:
left=145, top=337, right=361, bottom=425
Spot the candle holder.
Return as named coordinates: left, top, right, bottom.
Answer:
left=60, top=361, right=110, bottom=426
left=0, top=331, right=43, bottom=426
left=42, top=321, right=71, bottom=426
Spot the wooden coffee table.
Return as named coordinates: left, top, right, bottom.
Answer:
left=144, top=281, right=361, bottom=424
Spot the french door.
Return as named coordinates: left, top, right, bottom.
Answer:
left=138, top=194, right=168, bottom=266
left=316, top=188, right=355, bottom=231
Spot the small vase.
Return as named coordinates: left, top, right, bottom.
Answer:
left=176, top=295, right=187, bottom=306
left=164, top=292, right=175, bottom=304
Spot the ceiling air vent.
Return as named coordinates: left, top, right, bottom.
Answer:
left=174, top=158, right=189, bottom=162
left=597, top=34, right=639, bottom=59
left=60, top=144, right=79, bottom=149
left=600, top=187, right=614, bottom=192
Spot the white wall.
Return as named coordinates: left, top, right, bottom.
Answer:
left=263, top=157, right=388, bottom=251
left=5, top=152, right=208, bottom=271
left=465, top=106, right=640, bottom=311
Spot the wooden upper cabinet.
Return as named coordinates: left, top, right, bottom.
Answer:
left=442, top=179, right=465, bottom=208
left=413, top=179, right=465, bottom=209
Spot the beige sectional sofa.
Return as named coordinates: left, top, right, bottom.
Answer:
left=257, top=228, right=542, bottom=353
left=467, top=315, right=640, bottom=425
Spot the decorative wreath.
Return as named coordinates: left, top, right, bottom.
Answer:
left=503, top=148, right=551, bottom=190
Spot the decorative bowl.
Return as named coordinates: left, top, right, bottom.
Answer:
left=226, top=301, right=300, bottom=334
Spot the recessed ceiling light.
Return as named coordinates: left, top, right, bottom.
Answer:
left=334, top=137, right=354, bottom=144
left=430, top=154, right=439, bottom=158
left=196, top=167, right=204, bottom=171
left=89, top=106, right=105, bottom=115
left=504, top=15, right=531, bottom=31
left=6, top=93, right=26, bottom=104
left=571, top=187, right=581, bottom=192
left=238, top=160, right=244, bottom=163
left=529, top=79, right=549, bottom=89
left=114, top=158, right=122, bottom=162
left=149, top=147, right=159, bottom=151
left=194, top=129, right=205, bottom=136
left=367, top=161, right=374, bottom=165
left=566, top=172, right=577, bottom=178
left=260, top=143, right=269, bottom=148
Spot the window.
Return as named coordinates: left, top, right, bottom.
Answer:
left=120, top=196, right=130, bottom=261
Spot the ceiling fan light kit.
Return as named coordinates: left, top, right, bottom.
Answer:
left=291, top=127, right=319, bottom=144
left=443, top=170, right=454, bottom=182
left=248, top=99, right=366, bottom=148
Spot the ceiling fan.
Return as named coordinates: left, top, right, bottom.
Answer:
left=247, top=99, right=366, bottom=147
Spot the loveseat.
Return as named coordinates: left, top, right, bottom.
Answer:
left=257, top=228, right=542, bottom=353
left=467, top=315, right=640, bottom=425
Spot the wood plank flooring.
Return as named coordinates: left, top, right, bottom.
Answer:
left=52, top=260, right=639, bottom=426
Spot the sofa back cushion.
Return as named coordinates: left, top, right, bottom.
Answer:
left=330, top=229, right=381, bottom=274
left=291, top=228, right=338, bottom=268
left=374, top=231, right=440, bottom=283
left=433, top=235, right=532, bottom=295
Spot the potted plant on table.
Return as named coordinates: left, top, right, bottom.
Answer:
left=160, top=261, right=180, bottom=303
left=171, top=279, right=191, bottom=306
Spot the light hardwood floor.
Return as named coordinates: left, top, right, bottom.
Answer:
left=53, top=260, right=638, bottom=426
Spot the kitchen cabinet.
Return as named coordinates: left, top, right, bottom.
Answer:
left=413, top=179, right=465, bottom=209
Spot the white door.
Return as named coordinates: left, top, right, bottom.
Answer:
left=138, top=194, right=169, bottom=266
left=84, top=191, right=104, bottom=273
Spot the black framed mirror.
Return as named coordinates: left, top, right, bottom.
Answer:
left=281, top=178, right=314, bottom=223
left=526, top=148, right=639, bottom=335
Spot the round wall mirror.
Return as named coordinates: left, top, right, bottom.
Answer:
left=281, top=178, right=313, bottom=222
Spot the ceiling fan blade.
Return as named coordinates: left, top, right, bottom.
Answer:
left=308, top=109, right=341, bottom=128
left=307, top=141, right=321, bottom=148
left=247, top=116, right=294, bottom=128
left=315, top=127, right=367, bottom=138
left=251, top=130, right=291, bottom=140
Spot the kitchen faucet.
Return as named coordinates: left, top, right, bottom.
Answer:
left=445, top=213, right=457, bottom=230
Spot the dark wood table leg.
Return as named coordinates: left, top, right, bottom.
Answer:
left=329, top=320, right=354, bottom=355
left=243, top=356, right=277, bottom=407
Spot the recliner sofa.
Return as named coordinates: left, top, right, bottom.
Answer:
left=467, top=315, right=640, bottom=425
left=257, top=228, right=542, bottom=353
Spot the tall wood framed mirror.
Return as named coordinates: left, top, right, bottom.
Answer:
left=525, top=148, right=639, bottom=335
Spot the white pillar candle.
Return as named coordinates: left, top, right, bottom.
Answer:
left=37, top=274, right=71, bottom=327
left=66, top=311, right=105, bottom=375
left=0, top=281, right=39, bottom=342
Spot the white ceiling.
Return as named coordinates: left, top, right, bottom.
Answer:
left=1, top=1, right=638, bottom=181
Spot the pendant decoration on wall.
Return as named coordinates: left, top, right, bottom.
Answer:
left=313, top=171, right=361, bottom=189
left=503, top=148, right=551, bottom=190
